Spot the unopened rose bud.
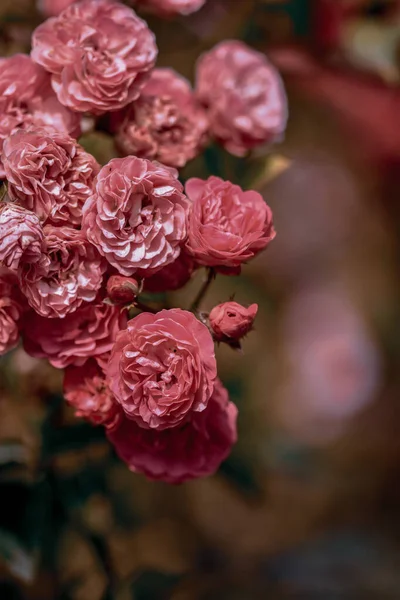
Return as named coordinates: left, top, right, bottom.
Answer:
left=209, top=302, right=258, bottom=341
left=106, top=276, right=140, bottom=306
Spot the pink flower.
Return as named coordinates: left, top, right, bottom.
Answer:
left=134, top=0, right=206, bottom=17
left=196, top=40, right=287, bottom=156
left=31, top=0, right=158, bottom=115
left=64, top=360, right=120, bottom=428
left=107, top=379, right=237, bottom=483
left=82, top=157, right=189, bottom=277
left=106, top=275, right=140, bottom=306
left=144, top=250, right=195, bottom=293
left=3, top=127, right=99, bottom=226
left=0, top=54, right=80, bottom=176
left=209, top=302, right=258, bottom=341
left=0, top=268, right=25, bottom=355
left=185, top=176, right=275, bottom=267
left=38, top=0, right=76, bottom=17
left=0, top=203, right=45, bottom=271
left=116, top=68, right=208, bottom=168
left=22, top=299, right=127, bottom=368
left=107, top=309, right=217, bottom=430
left=20, top=226, right=105, bottom=319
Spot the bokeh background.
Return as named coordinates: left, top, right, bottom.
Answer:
left=1, top=0, right=400, bottom=598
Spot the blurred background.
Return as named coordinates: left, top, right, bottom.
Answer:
left=1, top=0, right=400, bottom=598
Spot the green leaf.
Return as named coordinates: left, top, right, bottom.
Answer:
left=131, top=571, right=182, bottom=600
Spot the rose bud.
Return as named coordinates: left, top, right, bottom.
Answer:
left=209, top=302, right=258, bottom=342
left=106, top=275, right=141, bottom=306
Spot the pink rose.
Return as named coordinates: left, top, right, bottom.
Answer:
left=3, top=127, right=99, bottom=226
left=185, top=176, right=275, bottom=267
left=31, top=0, right=158, bottom=115
left=107, top=379, right=237, bottom=483
left=106, top=275, right=140, bottom=306
left=144, top=250, right=195, bottom=293
left=0, top=268, right=25, bottom=356
left=0, top=203, right=45, bottom=271
left=134, top=0, right=206, bottom=17
left=0, top=54, right=80, bottom=176
left=20, top=226, right=105, bottom=319
left=116, top=68, right=208, bottom=168
left=38, top=0, right=76, bottom=17
left=64, top=360, right=120, bottom=428
left=209, top=302, right=258, bottom=341
left=82, top=157, right=189, bottom=277
left=107, top=308, right=217, bottom=430
left=22, top=300, right=127, bottom=368
left=196, top=40, right=287, bottom=156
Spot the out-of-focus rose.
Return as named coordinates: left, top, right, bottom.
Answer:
left=107, top=379, right=237, bottom=483
left=23, top=300, right=127, bottom=368
left=144, top=250, right=195, bottom=293
left=106, top=275, right=140, bottom=306
left=196, top=40, right=287, bottom=156
left=38, top=0, right=75, bottom=17
left=185, top=176, right=275, bottom=267
left=31, top=0, right=158, bottom=115
left=116, top=68, right=208, bottom=168
left=3, top=128, right=99, bottom=226
left=0, top=268, right=25, bottom=355
left=134, top=0, right=206, bottom=17
left=209, top=301, right=258, bottom=341
left=107, top=309, right=217, bottom=430
left=20, top=226, right=105, bottom=319
left=0, top=203, right=45, bottom=271
left=64, top=360, right=120, bottom=428
left=82, top=157, right=189, bottom=277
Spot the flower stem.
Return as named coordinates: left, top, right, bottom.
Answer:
left=191, top=268, right=215, bottom=312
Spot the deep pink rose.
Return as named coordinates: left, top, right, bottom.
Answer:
left=185, top=176, right=275, bottom=267
left=116, top=68, right=208, bottom=168
left=0, top=268, right=26, bottom=355
left=64, top=360, right=120, bottom=428
left=3, top=128, right=99, bottom=226
left=38, top=0, right=75, bottom=17
left=0, top=203, right=45, bottom=271
left=82, top=157, right=189, bottom=277
left=196, top=40, right=287, bottom=156
left=106, top=275, right=140, bottom=306
left=144, top=250, right=195, bottom=293
left=23, top=300, right=127, bottom=368
left=107, top=309, right=217, bottom=430
left=31, top=0, right=158, bottom=115
left=209, top=302, right=258, bottom=341
left=107, top=379, right=237, bottom=483
left=20, top=226, right=105, bottom=319
left=0, top=54, right=80, bottom=177
left=134, top=0, right=206, bottom=17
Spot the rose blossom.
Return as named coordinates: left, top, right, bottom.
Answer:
left=144, top=250, right=195, bottom=293
left=0, top=54, right=80, bottom=177
left=134, top=0, right=206, bottom=17
left=107, top=379, right=237, bottom=483
left=64, top=360, right=120, bottom=428
left=209, top=302, right=258, bottom=341
left=23, top=299, right=127, bottom=368
left=196, top=40, right=287, bottom=156
left=20, top=226, right=105, bottom=319
left=0, top=268, right=26, bottom=355
left=107, top=309, right=217, bottom=430
left=3, top=128, right=99, bottom=226
left=82, top=157, right=189, bottom=277
left=31, top=0, right=158, bottom=115
left=106, top=275, right=140, bottom=306
left=116, top=68, right=208, bottom=168
left=0, top=203, right=45, bottom=271
left=185, top=176, right=275, bottom=268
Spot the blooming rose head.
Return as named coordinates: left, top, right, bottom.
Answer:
left=107, top=379, right=237, bottom=483
left=3, top=127, right=99, bottom=226
left=64, top=360, right=120, bottom=428
left=209, top=302, right=258, bottom=341
left=82, top=157, right=189, bottom=277
left=23, top=299, right=127, bottom=368
left=0, top=54, right=80, bottom=176
left=144, top=250, right=195, bottom=293
left=196, top=40, right=287, bottom=156
left=107, top=308, right=217, bottom=430
left=0, top=268, right=26, bottom=355
left=134, top=0, right=206, bottom=17
left=106, top=275, right=140, bottom=306
left=116, top=68, right=208, bottom=168
left=185, top=176, right=275, bottom=267
left=0, top=203, right=45, bottom=271
left=31, top=0, right=158, bottom=115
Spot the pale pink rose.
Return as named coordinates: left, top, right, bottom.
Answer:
left=31, top=0, right=158, bottom=115
left=196, top=40, right=287, bottom=156
left=144, top=250, right=195, bottom=293
left=209, top=301, right=258, bottom=341
left=185, top=176, right=275, bottom=267
left=0, top=203, right=45, bottom=271
left=38, top=0, right=76, bottom=17
left=0, top=54, right=80, bottom=177
left=135, top=0, right=206, bottom=17
left=106, top=275, right=140, bottom=306
left=20, top=226, right=105, bottom=319
left=116, top=68, right=208, bottom=168
left=3, top=128, right=99, bottom=226
left=107, top=309, right=217, bottom=430
left=64, top=360, right=120, bottom=428
left=22, top=300, right=127, bottom=368
left=82, top=157, right=189, bottom=277
left=107, top=379, right=237, bottom=483
left=0, top=268, right=25, bottom=355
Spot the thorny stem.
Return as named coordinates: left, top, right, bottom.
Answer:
left=191, top=268, right=215, bottom=312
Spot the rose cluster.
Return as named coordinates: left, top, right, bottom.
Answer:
left=0, top=0, right=286, bottom=483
